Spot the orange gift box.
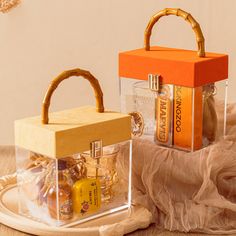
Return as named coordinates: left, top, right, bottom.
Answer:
left=119, top=8, right=229, bottom=151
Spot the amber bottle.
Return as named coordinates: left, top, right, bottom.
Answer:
left=47, top=160, right=73, bottom=221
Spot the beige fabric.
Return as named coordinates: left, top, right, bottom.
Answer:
left=118, top=102, right=236, bottom=234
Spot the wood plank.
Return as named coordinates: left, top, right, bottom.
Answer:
left=15, top=106, right=131, bottom=158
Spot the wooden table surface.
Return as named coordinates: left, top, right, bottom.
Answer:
left=0, top=146, right=230, bottom=236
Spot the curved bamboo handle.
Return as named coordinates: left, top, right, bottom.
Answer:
left=144, top=8, right=205, bottom=57
left=42, top=68, right=104, bottom=124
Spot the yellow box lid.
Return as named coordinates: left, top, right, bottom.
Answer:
left=15, top=106, right=131, bottom=158
left=14, top=68, right=131, bottom=158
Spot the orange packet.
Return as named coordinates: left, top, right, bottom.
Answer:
left=173, top=86, right=203, bottom=151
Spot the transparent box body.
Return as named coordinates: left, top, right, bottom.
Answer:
left=16, top=140, right=132, bottom=226
left=120, top=77, right=228, bottom=151
left=120, top=78, right=156, bottom=136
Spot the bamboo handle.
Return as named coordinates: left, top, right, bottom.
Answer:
left=144, top=8, right=205, bottom=57
left=42, top=68, right=104, bottom=124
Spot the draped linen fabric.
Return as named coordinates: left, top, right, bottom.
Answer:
left=118, top=102, right=236, bottom=234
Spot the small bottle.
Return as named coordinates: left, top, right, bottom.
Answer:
left=47, top=160, right=73, bottom=221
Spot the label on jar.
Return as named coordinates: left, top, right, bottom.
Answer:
left=60, top=198, right=73, bottom=219
left=129, top=111, right=144, bottom=137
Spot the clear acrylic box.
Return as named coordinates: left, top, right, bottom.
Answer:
left=16, top=140, right=132, bottom=227
left=120, top=76, right=228, bottom=151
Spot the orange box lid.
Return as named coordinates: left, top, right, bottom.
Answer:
left=119, top=46, right=228, bottom=87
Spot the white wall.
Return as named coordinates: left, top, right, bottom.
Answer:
left=0, top=0, right=235, bottom=144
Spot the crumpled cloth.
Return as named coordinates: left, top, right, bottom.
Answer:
left=118, top=102, right=236, bottom=234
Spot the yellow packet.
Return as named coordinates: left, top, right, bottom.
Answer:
left=72, top=178, right=101, bottom=215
